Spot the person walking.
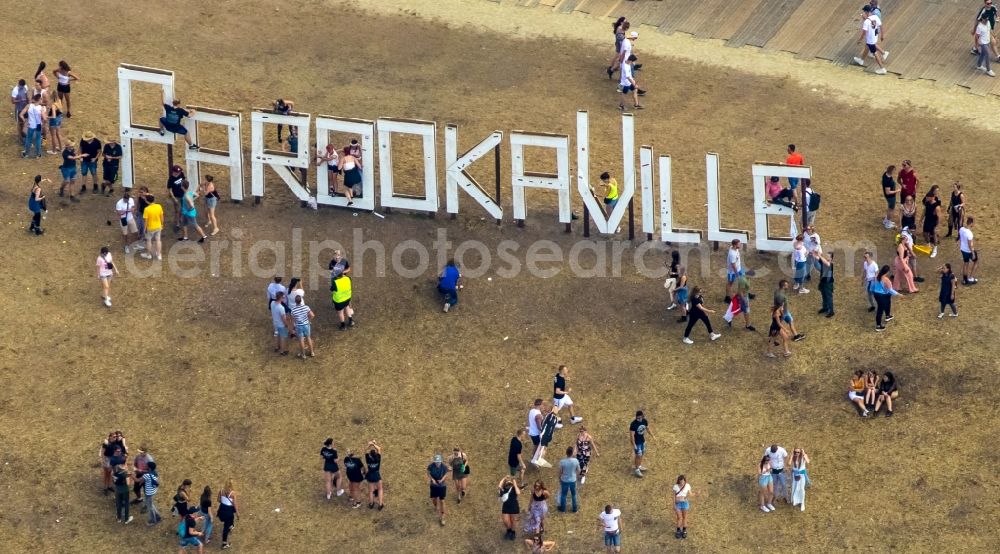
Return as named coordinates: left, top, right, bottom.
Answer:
left=498, top=476, right=521, bottom=541
left=428, top=453, right=448, bottom=526
left=438, top=259, right=461, bottom=313
left=173, top=480, right=193, bottom=518
left=115, top=189, right=139, bottom=254
left=330, top=272, right=355, bottom=330
left=959, top=217, right=978, bottom=284
left=862, top=251, right=879, bottom=312
left=20, top=93, right=46, bottom=158
left=113, top=464, right=134, bottom=524
left=618, top=55, right=642, bottom=111
left=329, top=250, right=351, bottom=280
left=765, top=303, right=792, bottom=358
left=140, top=194, right=164, bottom=261
left=789, top=448, right=810, bottom=512
left=178, top=510, right=205, bottom=553
left=938, top=263, right=959, bottom=318
left=321, top=438, right=344, bottom=500
left=198, top=486, right=214, bottom=545
left=921, top=185, right=943, bottom=258
left=508, top=429, right=527, bottom=486
left=758, top=456, right=776, bottom=513
left=724, top=238, right=744, bottom=304
left=552, top=365, right=584, bottom=425
left=629, top=410, right=652, bottom=478
left=854, top=6, right=888, bottom=74
left=598, top=504, right=623, bottom=554
left=972, top=0, right=999, bottom=56
left=606, top=18, right=628, bottom=79
left=199, top=175, right=221, bottom=236
left=682, top=287, right=722, bottom=344
left=365, top=441, right=384, bottom=510
left=179, top=181, right=208, bottom=243
left=871, top=265, right=902, bottom=331
left=815, top=251, right=835, bottom=317
left=78, top=131, right=102, bottom=194
left=449, top=448, right=470, bottom=503
left=158, top=94, right=199, bottom=149
left=28, top=176, right=46, bottom=236
left=557, top=447, right=580, bottom=513
left=524, top=480, right=550, bottom=535
left=575, top=427, right=599, bottom=485
left=774, top=280, right=804, bottom=341
left=733, top=272, right=756, bottom=331
left=142, top=461, right=163, bottom=526
left=343, top=448, right=366, bottom=509
left=946, top=182, right=967, bottom=239
left=46, top=99, right=65, bottom=155
left=101, top=135, right=122, bottom=195
left=976, top=13, right=997, bottom=76
left=672, top=475, right=693, bottom=539
left=881, top=165, right=900, bottom=229
left=96, top=247, right=119, bottom=308
left=216, top=480, right=239, bottom=549
left=290, top=294, right=315, bottom=358
left=764, top=445, right=788, bottom=503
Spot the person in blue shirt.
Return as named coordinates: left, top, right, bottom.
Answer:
left=438, top=259, right=462, bottom=313
left=869, top=265, right=902, bottom=332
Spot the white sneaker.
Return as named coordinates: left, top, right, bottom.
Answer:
left=337, top=489, right=345, bottom=497
left=937, top=313, right=944, bottom=319
left=555, top=423, right=564, bottom=429
left=140, top=252, right=152, bottom=259
left=124, top=515, right=133, bottom=524
left=798, top=288, right=810, bottom=294
left=155, top=254, right=162, bottom=261
left=666, top=303, right=677, bottom=310
left=766, top=503, right=775, bottom=511
left=103, top=297, right=112, bottom=308
left=853, top=56, right=865, bottom=66
left=977, top=65, right=987, bottom=71
left=570, top=416, right=583, bottom=424
left=875, top=68, right=887, bottom=75
left=634, top=469, right=643, bottom=478
left=537, top=458, right=552, bottom=468
left=882, top=51, right=890, bottom=61
left=949, top=312, right=959, bottom=318
left=638, top=465, right=648, bottom=471
left=326, top=493, right=332, bottom=500
left=760, top=505, right=771, bottom=513
left=682, top=337, right=694, bottom=345
left=792, top=283, right=799, bottom=290
left=133, top=243, right=145, bottom=250
left=930, top=246, right=938, bottom=258
left=443, top=303, right=450, bottom=313
left=988, top=70, right=996, bottom=77
left=710, top=333, right=722, bottom=341
left=580, top=476, right=586, bottom=484
left=124, top=245, right=130, bottom=254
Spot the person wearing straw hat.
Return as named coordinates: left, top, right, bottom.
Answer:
left=101, top=135, right=122, bottom=196
left=79, top=131, right=102, bottom=194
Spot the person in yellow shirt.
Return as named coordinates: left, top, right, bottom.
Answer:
left=140, top=195, right=164, bottom=261
left=330, top=274, right=355, bottom=330
left=600, top=172, right=619, bottom=212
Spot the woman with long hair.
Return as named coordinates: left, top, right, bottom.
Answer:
left=874, top=371, right=898, bottom=416
left=498, top=475, right=521, bottom=541
left=938, top=263, right=958, bottom=318
left=199, top=175, right=221, bottom=236
left=449, top=447, right=470, bottom=502
left=321, top=438, right=344, bottom=500
left=899, top=194, right=917, bottom=231
left=34, top=62, right=49, bottom=91
left=574, top=427, right=599, bottom=484
left=765, top=303, right=792, bottom=358
left=46, top=100, right=64, bottom=154
left=892, top=246, right=918, bottom=293
left=920, top=185, right=943, bottom=258
left=946, top=181, right=966, bottom=239
left=682, top=287, right=721, bottom=344
left=792, top=235, right=810, bottom=293
left=96, top=246, right=119, bottom=308
left=674, top=265, right=689, bottom=323
left=217, top=479, right=239, bottom=549
left=316, top=143, right=341, bottom=196
left=199, top=486, right=214, bottom=544
left=789, top=448, right=810, bottom=511
left=672, top=475, right=693, bottom=539
left=606, top=18, right=628, bottom=78
left=340, top=148, right=362, bottom=205
left=870, top=265, right=902, bottom=332
left=53, top=61, right=79, bottom=117
left=758, top=456, right=775, bottom=512
left=881, top=165, right=899, bottom=229
left=365, top=440, right=384, bottom=510
left=523, top=479, right=549, bottom=535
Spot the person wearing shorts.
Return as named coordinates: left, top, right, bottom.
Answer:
left=725, top=238, right=744, bottom=303
left=552, top=365, right=583, bottom=424
left=854, top=6, right=888, bottom=74
left=599, top=505, right=623, bottom=554
left=507, top=429, right=526, bottom=483
left=158, top=94, right=198, bottom=149
left=527, top=399, right=544, bottom=451
left=365, top=441, right=384, bottom=510
left=331, top=274, right=355, bottom=330
left=427, top=454, right=448, bottom=526
left=290, top=295, right=315, bottom=358
left=672, top=476, right=692, bottom=539
left=618, top=54, right=641, bottom=111
left=59, top=141, right=83, bottom=202
left=343, top=449, right=366, bottom=509
left=166, top=165, right=187, bottom=229
left=629, top=411, right=651, bottom=478
left=141, top=195, right=165, bottom=261
left=270, top=291, right=291, bottom=355
left=115, top=189, right=139, bottom=254
left=178, top=511, right=204, bottom=551
left=959, top=218, right=978, bottom=284
left=179, top=180, right=208, bottom=243
left=101, top=136, right=122, bottom=195
left=79, top=131, right=102, bottom=194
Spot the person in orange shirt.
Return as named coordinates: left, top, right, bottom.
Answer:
left=140, top=195, right=164, bottom=261
left=785, top=144, right=805, bottom=202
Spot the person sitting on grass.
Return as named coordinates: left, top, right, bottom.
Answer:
left=873, top=371, right=898, bottom=417
left=848, top=370, right=869, bottom=417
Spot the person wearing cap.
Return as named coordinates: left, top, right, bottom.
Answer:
left=158, top=92, right=199, bottom=150
left=428, top=453, right=448, bottom=526
left=167, top=165, right=187, bottom=231
left=101, top=135, right=122, bottom=195
left=273, top=98, right=295, bottom=143
left=79, top=131, right=102, bottom=194
left=853, top=6, right=888, bottom=75
left=971, top=0, right=999, bottom=60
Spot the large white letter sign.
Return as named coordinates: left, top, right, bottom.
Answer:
left=511, top=130, right=571, bottom=225
left=445, top=125, right=503, bottom=221
left=117, top=64, right=175, bottom=189
left=574, top=111, right=635, bottom=234
left=752, top=162, right=810, bottom=252
left=639, top=145, right=654, bottom=236
left=250, top=109, right=311, bottom=200
left=378, top=118, right=439, bottom=214
left=705, top=153, right=749, bottom=245
left=658, top=156, right=701, bottom=244
left=315, top=116, right=375, bottom=211
left=184, top=106, right=245, bottom=202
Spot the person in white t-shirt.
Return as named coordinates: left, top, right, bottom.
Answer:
left=266, top=276, right=287, bottom=312
left=618, top=55, right=642, bottom=111
left=115, top=190, right=139, bottom=254
left=764, top=444, right=789, bottom=502
left=959, top=217, right=978, bottom=284
left=597, top=504, right=622, bottom=553
left=672, top=475, right=693, bottom=539
left=96, top=246, right=120, bottom=308
left=725, top=239, right=743, bottom=303
left=792, top=235, right=810, bottom=293
left=862, top=251, right=879, bottom=311
left=975, top=15, right=996, bottom=76
left=853, top=6, right=888, bottom=74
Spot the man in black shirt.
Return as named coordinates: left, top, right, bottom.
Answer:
left=629, top=410, right=653, bottom=478
left=507, top=428, right=527, bottom=486
left=427, top=454, right=448, bottom=526
left=79, top=131, right=102, bottom=193
left=273, top=98, right=295, bottom=143
left=553, top=365, right=584, bottom=425
left=167, top=165, right=186, bottom=231
left=158, top=92, right=199, bottom=150
left=342, top=449, right=365, bottom=509
left=531, top=405, right=561, bottom=468
left=101, top=136, right=123, bottom=195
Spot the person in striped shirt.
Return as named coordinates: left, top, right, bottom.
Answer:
left=142, top=461, right=162, bottom=525
left=290, top=295, right=315, bottom=359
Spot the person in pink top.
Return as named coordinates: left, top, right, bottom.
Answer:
left=892, top=245, right=918, bottom=293
left=96, top=246, right=120, bottom=308
left=765, top=176, right=795, bottom=209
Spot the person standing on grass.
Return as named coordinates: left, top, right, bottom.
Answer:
left=329, top=250, right=351, bottom=280
left=553, top=365, right=584, bottom=425
left=789, top=448, right=810, bottom=512
left=330, top=273, right=355, bottom=330
left=449, top=448, right=470, bottom=503
left=321, top=438, right=345, bottom=501
left=166, top=165, right=187, bottom=231
left=959, top=217, right=978, bottom=284
left=28, top=176, right=46, bottom=236
left=179, top=181, right=208, bottom=243
left=115, top=189, right=138, bottom=254
left=527, top=399, right=544, bottom=460
left=774, top=280, right=805, bottom=341
left=59, top=140, right=84, bottom=203
left=682, top=287, right=722, bottom=344
left=764, top=445, right=788, bottom=503
left=672, top=475, right=694, bottom=539
left=871, top=265, right=902, bottom=331
left=725, top=239, right=743, bottom=304
left=158, top=94, right=199, bottom=150
left=881, top=165, right=900, bottom=229
left=290, top=294, right=315, bottom=358
left=531, top=405, right=561, bottom=469
left=854, top=6, right=888, bottom=75
left=921, top=185, right=943, bottom=258
left=557, top=446, right=580, bottom=513
left=892, top=245, right=919, bottom=294
left=574, top=426, right=599, bottom=485
left=897, top=160, right=919, bottom=199
left=198, top=175, right=221, bottom=236
left=618, top=55, right=642, bottom=111
left=113, top=464, right=134, bottom=524
left=814, top=251, right=835, bottom=317
left=78, top=131, right=102, bottom=194
left=20, top=94, right=46, bottom=158
left=946, top=182, right=967, bottom=239
left=938, top=263, right=959, bottom=319
left=365, top=440, right=384, bottom=510
left=217, top=480, right=239, bottom=549
left=758, top=456, right=776, bottom=513
left=498, top=476, right=520, bottom=541
left=52, top=61, right=79, bottom=117
left=629, top=411, right=652, bottom=478
left=143, top=461, right=163, bottom=526
left=97, top=247, right=119, bottom=308
left=46, top=99, right=65, bottom=155
left=733, top=272, right=756, bottom=331
left=343, top=448, right=366, bottom=509
left=765, top=303, right=793, bottom=358
left=12, top=78, right=28, bottom=139
left=428, top=453, right=448, bottom=526
left=598, top=504, right=623, bottom=554
left=976, top=13, right=997, bottom=76
left=862, top=251, right=879, bottom=312
left=508, top=429, right=527, bottom=486
left=101, top=135, right=122, bottom=195
left=524, top=480, right=550, bottom=535
left=438, top=259, right=461, bottom=313
left=198, top=486, right=214, bottom=545
left=273, top=98, right=295, bottom=143
left=139, top=195, right=164, bottom=261
left=131, top=446, right=153, bottom=507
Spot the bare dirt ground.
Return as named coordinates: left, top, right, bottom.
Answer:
left=0, top=0, right=997, bottom=552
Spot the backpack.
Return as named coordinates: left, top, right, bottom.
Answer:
left=807, top=189, right=821, bottom=212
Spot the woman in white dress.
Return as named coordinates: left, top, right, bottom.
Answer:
left=790, top=447, right=810, bottom=511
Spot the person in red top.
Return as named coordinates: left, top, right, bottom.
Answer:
left=898, top=160, right=919, bottom=199
left=785, top=144, right=805, bottom=202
